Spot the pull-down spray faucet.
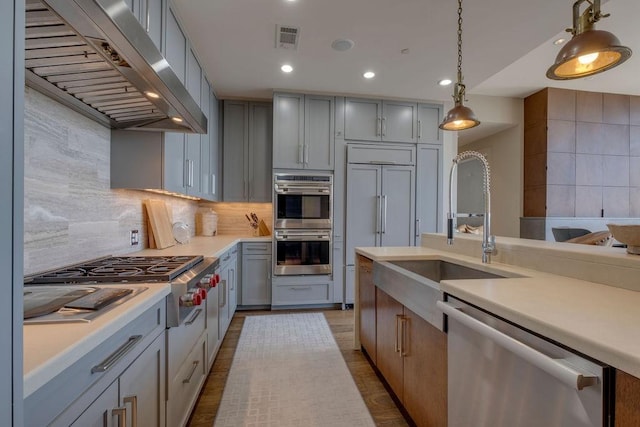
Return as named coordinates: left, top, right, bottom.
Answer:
left=447, top=151, right=496, bottom=263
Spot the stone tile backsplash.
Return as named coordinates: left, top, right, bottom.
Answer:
left=23, top=87, right=198, bottom=275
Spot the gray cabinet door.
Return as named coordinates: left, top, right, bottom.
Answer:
left=70, top=381, right=118, bottom=427
left=345, top=163, right=382, bottom=266
left=242, top=254, right=272, bottom=305
left=380, top=165, right=415, bottom=246
left=382, top=101, right=417, bottom=143
left=248, top=103, right=272, bottom=202
left=345, top=98, right=382, bottom=141
left=200, top=78, right=211, bottom=198
left=146, top=0, right=163, bottom=50
left=210, top=92, right=220, bottom=200
left=273, top=93, right=304, bottom=169
left=222, top=101, right=248, bottom=201
left=228, top=252, right=238, bottom=318
left=163, top=132, right=186, bottom=194
left=417, top=103, right=442, bottom=144
left=185, top=134, right=202, bottom=196
left=119, top=332, right=166, bottom=427
left=305, top=95, right=335, bottom=170
left=164, top=4, right=186, bottom=83
left=415, top=146, right=441, bottom=244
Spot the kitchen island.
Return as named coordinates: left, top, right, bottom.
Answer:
left=355, top=233, right=640, bottom=426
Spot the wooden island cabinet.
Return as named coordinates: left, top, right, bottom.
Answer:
left=357, top=255, right=446, bottom=427
left=616, top=370, right=640, bottom=426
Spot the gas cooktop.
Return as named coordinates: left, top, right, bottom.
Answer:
left=25, top=255, right=204, bottom=284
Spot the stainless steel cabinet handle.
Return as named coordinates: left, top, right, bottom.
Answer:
left=230, top=269, right=235, bottom=290
left=218, top=280, right=227, bottom=308
left=415, top=218, right=421, bottom=238
left=112, top=407, right=127, bottom=427
left=184, top=159, right=190, bottom=187
left=91, top=335, right=142, bottom=374
left=123, top=396, right=138, bottom=427
left=298, top=144, right=304, bottom=164
left=145, top=0, right=150, bottom=32
left=185, top=308, right=202, bottom=325
left=394, top=315, right=401, bottom=354
left=381, top=117, right=386, bottom=136
left=182, top=360, right=200, bottom=384
left=304, top=144, right=309, bottom=164
left=376, top=117, right=381, bottom=136
left=376, top=195, right=382, bottom=234
left=418, top=119, right=422, bottom=138
left=437, top=301, right=598, bottom=390
left=189, top=160, right=194, bottom=187
left=400, top=317, right=408, bottom=357
left=290, top=286, right=312, bottom=291
left=382, top=194, right=387, bottom=234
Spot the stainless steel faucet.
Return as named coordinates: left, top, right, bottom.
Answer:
left=447, top=151, right=496, bottom=263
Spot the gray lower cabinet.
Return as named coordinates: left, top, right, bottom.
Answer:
left=415, top=145, right=442, bottom=244
left=222, top=101, right=273, bottom=202
left=206, top=273, right=220, bottom=369
left=273, top=92, right=334, bottom=170
left=241, top=242, right=272, bottom=306
left=218, top=246, right=238, bottom=338
left=59, top=336, right=167, bottom=427
left=27, top=301, right=166, bottom=427
left=417, top=103, right=443, bottom=144
left=344, top=98, right=417, bottom=143
left=272, top=276, right=334, bottom=307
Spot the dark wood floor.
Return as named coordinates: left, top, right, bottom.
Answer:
left=187, top=309, right=408, bottom=427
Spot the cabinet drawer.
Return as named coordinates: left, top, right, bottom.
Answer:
left=167, top=306, right=205, bottom=380
left=28, top=300, right=165, bottom=427
left=347, top=143, right=416, bottom=165
left=167, top=332, right=207, bottom=427
left=242, top=242, right=272, bottom=255
left=273, top=282, right=332, bottom=305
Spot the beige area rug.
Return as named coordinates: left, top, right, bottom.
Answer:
left=214, top=313, right=376, bottom=427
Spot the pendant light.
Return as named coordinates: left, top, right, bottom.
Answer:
left=440, top=0, right=480, bottom=131
left=547, top=0, right=631, bottom=80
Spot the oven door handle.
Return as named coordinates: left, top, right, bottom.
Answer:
left=437, top=301, right=598, bottom=391
left=275, top=234, right=331, bottom=241
left=274, top=186, right=330, bottom=194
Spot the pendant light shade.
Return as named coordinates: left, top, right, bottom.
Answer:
left=440, top=0, right=480, bottom=131
left=547, top=0, right=631, bottom=80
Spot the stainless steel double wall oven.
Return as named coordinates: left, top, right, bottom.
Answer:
left=273, top=173, right=333, bottom=276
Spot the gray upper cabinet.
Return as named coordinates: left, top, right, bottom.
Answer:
left=184, top=48, right=202, bottom=196
left=345, top=98, right=417, bottom=143
left=273, top=93, right=334, bottom=170
left=200, top=77, right=212, bottom=197
left=210, top=92, right=220, bottom=200
left=123, top=0, right=163, bottom=49
left=164, top=2, right=186, bottom=83
left=415, top=145, right=441, bottom=244
left=223, top=101, right=273, bottom=202
left=417, top=103, right=443, bottom=144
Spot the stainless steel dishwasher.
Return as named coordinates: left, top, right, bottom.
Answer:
left=438, top=297, right=612, bottom=427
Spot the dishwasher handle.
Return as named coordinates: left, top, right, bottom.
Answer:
left=437, top=301, right=598, bottom=391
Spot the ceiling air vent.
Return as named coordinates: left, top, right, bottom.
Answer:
left=276, top=25, right=300, bottom=50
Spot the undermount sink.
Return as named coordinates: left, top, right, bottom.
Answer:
left=388, top=259, right=509, bottom=282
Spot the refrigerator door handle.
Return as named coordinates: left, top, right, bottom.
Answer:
left=376, top=195, right=382, bottom=234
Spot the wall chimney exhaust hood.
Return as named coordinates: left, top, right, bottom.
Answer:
left=25, top=0, right=207, bottom=133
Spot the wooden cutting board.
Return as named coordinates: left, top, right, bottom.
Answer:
left=143, top=199, right=175, bottom=249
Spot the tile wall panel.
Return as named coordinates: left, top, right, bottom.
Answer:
left=630, top=157, right=640, bottom=187
left=630, top=96, right=640, bottom=125
left=546, top=185, right=575, bottom=217
left=576, top=91, right=603, bottom=123
left=23, top=87, right=199, bottom=275
left=602, top=155, right=629, bottom=187
left=575, top=186, right=602, bottom=217
left=603, top=93, right=630, bottom=125
left=547, top=120, right=575, bottom=153
left=630, top=188, right=640, bottom=217
left=576, top=122, right=603, bottom=154
left=603, top=187, right=629, bottom=218
left=546, top=152, right=575, bottom=185
left=198, top=202, right=272, bottom=236
left=601, top=124, right=630, bottom=155
left=630, top=126, right=640, bottom=156
left=575, top=154, right=603, bottom=186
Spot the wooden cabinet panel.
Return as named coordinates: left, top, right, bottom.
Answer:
left=403, top=308, right=447, bottom=427
left=358, top=255, right=376, bottom=363
left=375, top=288, right=404, bottom=401
left=615, top=370, right=640, bottom=426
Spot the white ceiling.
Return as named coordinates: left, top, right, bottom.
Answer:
left=172, top=0, right=638, bottom=135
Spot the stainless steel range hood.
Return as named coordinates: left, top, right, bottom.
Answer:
left=25, top=0, right=207, bottom=133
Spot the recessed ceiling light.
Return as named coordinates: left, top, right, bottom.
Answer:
left=363, top=71, right=375, bottom=79
left=438, top=79, right=452, bottom=86
left=145, top=91, right=160, bottom=99
left=553, top=38, right=566, bottom=45
left=331, top=39, right=355, bottom=52
left=281, top=64, right=293, bottom=73
left=171, top=116, right=183, bottom=123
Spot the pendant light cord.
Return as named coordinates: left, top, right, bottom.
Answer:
left=457, top=0, right=463, bottom=83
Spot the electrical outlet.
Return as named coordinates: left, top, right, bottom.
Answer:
left=130, top=229, right=139, bottom=246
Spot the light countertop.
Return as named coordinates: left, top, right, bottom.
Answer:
left=24, top=234, right=269, bottom=398
left=356, top=244, right=640, bottom=378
